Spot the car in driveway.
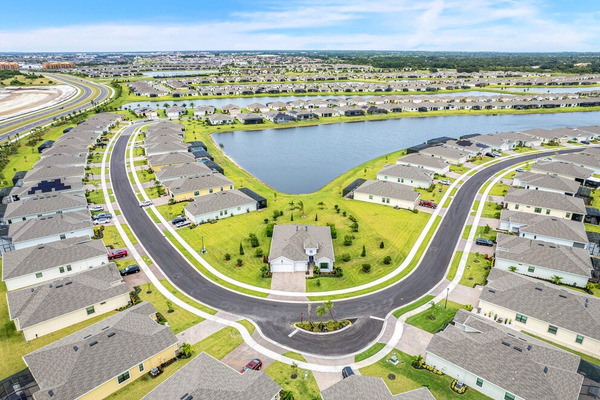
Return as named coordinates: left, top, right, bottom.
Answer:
left=93, top=218, right=111, bottom=225
left=92, top=212, right=112, bottom=220
left=108, top=249, right=128, bottom=260
left=515, top=168, right=525, bottom=172
left=241, top=359, right=262, bottom=373
left=342, top=366, right=355, bottom=379
left=120, top=264, right=140, bottom=276
left=175, top=220, right=191, bottom=228
left=475, top=238, right=494, bottom=246
left=90, top=205, right=104, bottom=212
left=438, top=179, right=451, bottom=185
left=172, top=216, right=186, bottom=225
left=139, top=200, right=153, bottom=207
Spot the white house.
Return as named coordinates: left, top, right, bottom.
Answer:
left=503, top=188, right=586, bottom=220
left=553, top=152, right=600, bottom=175
left=396, top=153, right=450, bottom=175
left=376, top=164, right=433, bottom=188
left=184, top=189, right=257, bottom=224
left=353, top=180, right=420, bottom=210
left=420, top=146, right=470, bottom=164
left=3, top=193, right=88, bottom=224
left=269, top=224, right=335, bottom=273
left=512, top=171, right=580, bottom=196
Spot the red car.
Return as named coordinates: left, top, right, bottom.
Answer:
left=108, top=249, right=128, bottom=260
left=419, top=200, right=438, bottom=209
left=240, top=358, right=262, bottom=373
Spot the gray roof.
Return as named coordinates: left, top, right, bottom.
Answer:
left=472, top=133, right=508, bottom=147
left=321, top=375, right=434, bottom=400
left=40, top=143, right=88, bottom=157
left=165, top=173, right=233, bottom=195
left=184, top=189, right=255, bottom=216
left=530, top=160, right=593, bottom=180
left=496, top=233, right=591, bottom=277
left=519, top=128, right=564, bottom=140
left=377, top=164, right=434, bottom=182
left=2, top=236, right=107, bottom=280
left=154, top=162, right=213, bottom=182
left=500, top=209, right=588, bottom=243
left=147, top=152, right=195, bottom=166
left=269, top=224, right=334, bottom=262
left=23, top=165, right=85, bottom=182
left=7, top=263, right=128, bottom=330
left=420, top=146, right=469, bottom=161
left=207, top=114, right=234, bottom=122
left=11, top=176, right=85, bottom=199
left=504, top=188, right=586, bottom=214
left=354, top=180, right=419, bottom=202
left=514, top=171, right=581, bottom=193
left=554, top=152, right=600, bottom=170
left=141, top=352, right=281, bottom=400
left=4, top=193, right=87, bottom=220
left=496, top=131, right=542, bottom=143
left=146, top=121, right=183, bottom=134
left=8, top=210, right=93, bottom=244
left=576, top=126, right=600, bottom=136
left=145, top=141, right=189, bottom=155
left=24, top=302, right=178, bottom=400
left=33, top=154, right=88, bottom=168
left=426, top=310, right=583, bottom=400
left=396, top=153, right=448, bottom=171
left=482, top=269, right=600, bottom=341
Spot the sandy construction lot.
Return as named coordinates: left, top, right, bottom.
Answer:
left=0, top=85, right=77, bottom=120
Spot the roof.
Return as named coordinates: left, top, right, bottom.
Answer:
left=154, top=162, right=212, bottom=181
left=396, top=153, right=448, bottom=171
left=420, top=146, right=469, bottom=161
left=504, top=188, right=586, bottom=214
left=147, top=152, right=195, bottom=166
left=377, top=164, right=434, bottom=182
left=11, top=177, right=85, bottom=199
left=269, top=224, right=334, bottom=262
left=8, top=209, right=93, bottom=244
left=496, top=131, right=542, bottom=143
left=165, top=173, right=233, bottom=195
left=482, top=269, right=600, bottom=341
left=321, top=375, right=435, bottom=400
left=7, top=263, right=127, bottom=330
left=2, top=236, right=107, bottom=280
left=519, top=128, right=564, bottom=140
left=141, top=352, right=281, bottom=400
left=23, top=165, right=85, bottom=182
left=33, top=154, right=87, bottom=168
left=354, top=180, right=419, bottom=202
left=184, top=189, right=256, bottom=216
left=530, top=160, right=593, bottom=180
left=426, top=310, right=583, bottom=400
left=4, top=193, right=87, bottom=220
left=500, top=209, right=588, bottom=243
left=24, top=302, right=178, bottom=400
left=495, top=233, right=591, bottom=277
left=554, top=152, right=600, bottom=170
left=514, top=171, right=581, bottom=193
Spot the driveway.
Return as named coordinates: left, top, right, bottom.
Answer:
left=220, top=342, right=274, bottom=372
left=270, top=272, right=306, bottom=292
left=397, top=324, right=433, bottom=357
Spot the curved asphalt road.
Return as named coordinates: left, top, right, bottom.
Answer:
left=111, top=124, right=583, bottom=356
left=0, top=74, right=111, bottom=142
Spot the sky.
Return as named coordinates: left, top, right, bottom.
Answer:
left=1, top=0, right=599, bottom=52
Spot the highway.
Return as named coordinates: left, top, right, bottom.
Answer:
left=111, top=124, right=583, bottom=356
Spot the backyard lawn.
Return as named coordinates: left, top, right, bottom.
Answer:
left=459, top=252, right=492, bottom=287
left=265, top=354, right=321, bottom=400
left=405, top=300, right=466, bottom=333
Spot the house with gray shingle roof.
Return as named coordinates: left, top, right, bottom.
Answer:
left=24, top=302, right=179, bottom=400
left=553, top=152, right=600, bottom=174
left=321, top=376, right=435, bottom=400
left=3, top=193, right=88, bottom=224
left=207, top=113, right=235, bottom=125
left=164, top=173, right=234, bottom=202
left=269, top=224, right=334, bottom=273
left=420, top=146, right=470, bottom=164
left=144, top=140, right=189, bottom=156
left=376, top=164, right=434, bottom=188
left=184, top=189, right=257, bottom=224
left=141, top=352, right=281, bottom=400
left=425, top=309, right=584, bottom=400
left=33, top=153, right=87, bottom=168
left=154, top=162, right=212, bottom=183
left=503, top=188, right=586, bottom=220
left=3, top=235, right=108, bottom=291
left=147, top=152, right=196, bottom=172
left=495, top=131, right=543, bottom=148
left=519, top=128, right=568, bottom=143
left=7, top=263, right=129, bottom=340
left=530, top=160, right=593, bottom=183
left=513, top=171, right=580, bottom=196
left=23, top=165, right=85, bottom=183
left=11, top=176, right=85, bottom=200
left=495, top=233, right=591, bottom=287
left=396, top=153, right=450, bottom=175
left=353, top=180, right=420, bottom=211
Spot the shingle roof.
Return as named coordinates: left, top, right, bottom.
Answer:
left=496, top=233, right=591, bottom=277
left=504, top=188, right=586, bottom=214
left=7, top=263, right=127, bottom=330
left=8, top=210, right=93, bottom=244
left=321, top=375, right=435, bottom=400
left=530, top=160, right=593, bottom=180
left=25, top=302, right=177, bottom=400
left=420, top=146, right=469, bottom=161
left=4, top=193, right=87, bottom=220
left=500, top=209, right=588, bottom=243
left=426, top=310, right=583, bottom=400
left=554, top=152, right=600, bottom=170
left=141, top=352, right=281, bottom=400
left=482, top=269, right=600, bottom=341
left=23, top=165, right=85, bottom=182
left=33, top=154, right=87, bottom=168
left=269, top=224, right=334, bottom=262
left=354, top=180, right=419, bottom=202
left=184, top=189, right=255, bottom=216
left=514, top=171, right=581, bottom=193
left=377, top=164, right=434, bottom=183
left=396, top=153, right=448, bottom=171
left=147, top=152, right=195, bottom=166
left=164, top=173, right=233, bottom=195
left=11, top=177, right=85, bottom=199
left=519, top=128, right=564, bottom=140
left=154, top=162, right=212, bottom=182
left=145, top=141, right=189, bottom=155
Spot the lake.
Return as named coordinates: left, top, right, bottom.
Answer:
left=214, top=112, right=600, bottom=194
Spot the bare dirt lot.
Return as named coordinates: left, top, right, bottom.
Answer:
left=0, top=85, right=76, bottom=119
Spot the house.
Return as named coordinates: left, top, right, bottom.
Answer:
left=495, top=233, right=591, bottom=287
left=11, top=177, right=85, bottom=201
left=7, top=263, right=129, bottom=340
left=376, top=164, right=434, bottom=188
left=426, top=309, right=583, bottom=400
left=353, top=180, right=420, bottom=210
left=154, top=162, right=212, bottom=183
left=184, top=189, right=258, bottom=224
left=207, top=114, right=234, bottom=125
left=7, top=210, right=95, bottom=251
left=194, top=106, right=215, bottom=117
left=321, top=376, right=435, bottom=400
left=519, top=128, right=567, bottom=144
left=269, top=224, right=334, bottom=273
left=262, top=111, right=295, bottom=123
left=221, top=104, right=241, bottom=115
left=235, top=113, right=263, bottom=124
left=141, top=352, right=281, bottom=400
left=530, top=160, right=593, bottom=183
left=33, top=153, right=88, bottom=168
left=499, top=209, right=588, bottom=249
left=420, top=146, right=470, bottom=164
left=472, top=134, right=514, bottom=151
left=3, top=193, right=88, bottom=224
left=164, top=173, right=234, bottom=202
left=286, top=110, right=317, bottom=120
left=335, top=106, right=365, bottom=116
left=147, top=152, right=196, bottom=172
left=246, top=103, right=270, bottom=113
left=553, top=152, right=600, bottom=174
left=479, top=269, right=600, bottom=360
left=144, top=141, right=189, bottom=156
left=503, top=188, right=586, bottom=220
left=496, top=131, right=543, bottom=148
left=23, top=165, right=86, bottom=183
left=513, top=172, right=580, bottom=196
left=444, top=139, right=490, bottom=156
left=23, top=302, right=178, bottom=400
left=313, top=107, right=334, bottom=118
left=396, top=153, right=450, bottom=175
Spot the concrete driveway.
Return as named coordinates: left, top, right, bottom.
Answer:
left=270, top=272, right=306, bottom=292
left=220, top=342, right=274, bottom=372
left=397, top=324, right=433, bottom=357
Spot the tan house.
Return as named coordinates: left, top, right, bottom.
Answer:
left=24, top=302, right=178, bottom=400
left=147, top=152, right=196, bottom=172
left=164, top=173, right=234, bottom=202
left=353, top=180, right=420, bottom=210
left=503, top=188, right=586, bottom=220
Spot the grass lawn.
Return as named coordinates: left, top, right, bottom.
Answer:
left=471, top=156, right=494, bottom=165
left=86, top=188, right=112, bottom=205
left=355, top=342, right=387, bottom=362
left=136, top=167, right=155, bottom=183
left=450, top=164, right=468, bottom=175
left=416, top=183, right=448, bottom=202
left=265, top=354, right=321, bottom=400
left=392, top=295, right=435, bottom=318
left=487, top=182, right=509, bottom=197
left=471, top=201, right=502, bottom=218
left=101, top=224, right=138, bottom=249
left=473, top=225, right=497, bottom=242
left=360, top=350, right=491, bottom=400
left=459, top=252, right=492, bottom=287
left=461, top=225, right=473, bottom=240
left=511, top=146, right=535, bottom=153
left=405, top=301, right=465, bottom=333
left=446, top=251, right=463, bottom=281
left=0, top=74, right=55, bottom=86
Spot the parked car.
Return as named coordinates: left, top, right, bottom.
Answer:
left=419, top=200, right=438, bottom=209
left=492, top=152, right=501, bottom=157
left=93, top=218, right=111, bottom=225
left=120, top=264, right=140, bottom=276
left=171, top=216, right=186, bottom=224
left=175, top=220, right=191, bottom=228
left=485, top=152, right=496, bottom=158
left=134, top=144, right=143, bottom=148
left=582, top=141, right=590, bottom=145
left=241, top=359, right=262, bottom=373
left=108, top=249, right=128, bottom=260
left=90, top=205, right=104, bottom=212
left=92, top=212, right=112, bottom=220
left=438, top=179, right=451, bottom=185
left=139, top=200, right=153, bottom=207
left=515, top=168, right=525, bottom=172
left=475, top=238, right=494, bottom=246
left=342, top=366, right=355, bottom=379
left=100, top=137, right=110, bottom=142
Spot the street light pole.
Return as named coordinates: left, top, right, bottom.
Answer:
left=200, top=236, right=206, bottom=254
left=445, top=287, right=450, bottom=309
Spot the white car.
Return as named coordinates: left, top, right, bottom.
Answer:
left=90, top=205, right=104, bottom=212
left=93, top=218, right=111, bottom=225
left=175, top=220, right=191, bottom=228
left=139, top=200, right=153, bottom=207
left=439, top=179, right=451, bottom=185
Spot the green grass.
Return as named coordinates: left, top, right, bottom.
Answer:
left=446, top=251, right=463, bottom=281
left=265, top=354, right=321, bottom=400
left=282, top=351, right=306, bottom=362
left=522, top=332, right=600, bottom=366
left=136, top=167, right=155, bottom=183
left=450, top=164, right=468, bottom=174
left=86, top=188, right=112, bottom=205
left=101, top=224, right=138, bottom=249
left=355, top=342, right=387, bottom=362
left=405, top=301, right=463, bottom=333
left=392, top=295, right=435, bottom=318
left=474, top=225, right=497, bottom=242
left=471, top=201, right=502, bottom=218
left=133, top=159, right=148, bottom=166
left=416, top=183, right=448, bottom=202
left=471, top=156, right=494, bottom=165
left=236, top=319, right=256, bottom=335
left=487, top=182, right=509, bottom=197
left=0, top=73, right=55, bottom=86
left=459, top=252, right=492, bottom=287
left=461, top=225, right=473, bottom=240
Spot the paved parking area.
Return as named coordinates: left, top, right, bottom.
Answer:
left=270, top=272, right=306, bottom=292
left=448, top=285, right=482, bottom=308
left=397, top=324, right=433, bottom=357
left=220, top=342, right=274, bottom=372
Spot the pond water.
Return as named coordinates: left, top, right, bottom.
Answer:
left=213, top=111, right=600, bottom=194
left=141, top=70, right=219, bottom=77
left=507, top=86, right=600, bottom=94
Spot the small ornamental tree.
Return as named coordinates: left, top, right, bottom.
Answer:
left=239, top=243, right=244, bottom=255
left=362, top=263, right=371, bottom=273
left=361, top=245, right=366, bottom=257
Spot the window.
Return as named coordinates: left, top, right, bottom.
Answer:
left=138, top=363, right=144, bottom=372
left=224, top=210, right=227, bottom=215
left=476, top=378, right=483, bottom=387
left=219, top=211, right=223, bottom=216
left=386, top=198, right=390, bottom=204
left=209, top=188, right=213, bottom=193
left=534, top=207, right=542, bottom=213
left=67, top=265, right=72, bottom=272
left=527, top=266, right=535, bottom=273
left=516, top=314, right=527, bottom=323
left=566, top=212, right=571, bottom=218
left=237, top=207, right=241, bottom=211
left=514, top=204, right=519, bottom=210
left=504, top=393, right=515, bottom=400
left=100, top=301, right=106, bottom=305
left=59, top=267, right=65, bottom=274
left=194, top=191, right=199, bottom=196
left=382, top=197, right=386, bottom=203
left=576, top=335, right=584, bottom=344
left=220, top=187, right=224, bottom=191
left=384, top=175, right=388, bottom=179
left=35, top=272, right=43, bottom=279
left=59, top=234, right=66, bottom=240
left=368, top=195, right=373, bottom=200
left=86, top=306, right=95, bottom=315
left=229, top=185, right=233, bottom=189
left=548, top=325, right=558, bottom=334
left=117, top=371, right=130, bottom=384
left=57, top=210, right=62, bottom=214
left=546, top=209, right=550, bottom=215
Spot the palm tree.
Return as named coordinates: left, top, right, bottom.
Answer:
left=316, top=305, right=327, bottom=327
left=324, top=300, right=336, bottom=322
left=551, top=275, right=563, bottom=285
left=179, top=342, right=193, bottom=358
left=280, top=390, right=295, bottom=400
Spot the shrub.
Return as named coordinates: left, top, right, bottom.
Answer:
left=350, top=222, right=359, bottom=232
left=249, top=233, right=260, bottom=247
left=239, top=243, right=244, bottom=255
left=361, top=245, right=366, bottom=257
left=362, top=263, right=371, bottom=273
left=328, top=224, right=337, bottom=239
left=483, top=224, right=491, bottom=234
left=254, top=248, right=264, bottom=257
left=341, top=253, right=351, bottom=262
left=237, top=259, right=243, bottom=267
left=348, top=215, right=357, bottom=222
left=313, top=266, right=320, bottom=275
left=224, top=253, right=231, bottom=261
left=315, top=279, right=321, bottom=287
left=334, top=267, right=344, bottom=277
left=342, top=211, right=347, bottom=217
left=383, top=256, right=392, bottom=265
left=266, top=223, right=274, bottom=237
left=343, top=235, right=353, bottom=246
left=380, top=241, right=384, bottom=249
left=260, top=265, right=270, bottom=278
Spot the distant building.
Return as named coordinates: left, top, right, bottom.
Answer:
left=42, top=62, right=74, bottom=69
left=0, top=62, right=19, bottom=70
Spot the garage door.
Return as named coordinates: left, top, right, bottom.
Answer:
left=271, top=262, right=295, bottom=273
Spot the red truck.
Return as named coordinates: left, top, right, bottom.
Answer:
left=419, top=200, right=438, bottom=209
